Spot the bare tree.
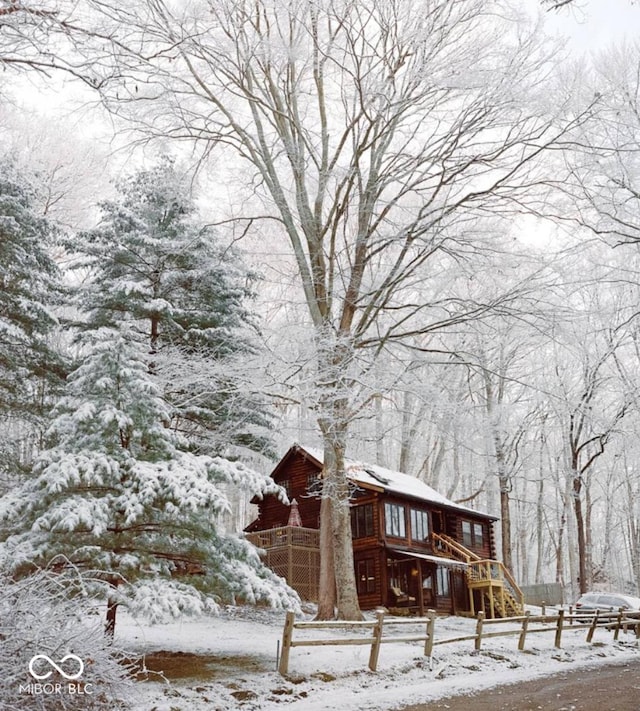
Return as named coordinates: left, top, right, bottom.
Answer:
left=0, top=0, right=109, bottom=85
left=86, top=0, right=593, bottom=619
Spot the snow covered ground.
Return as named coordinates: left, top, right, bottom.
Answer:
left=115, top=604, right=640, bottom=711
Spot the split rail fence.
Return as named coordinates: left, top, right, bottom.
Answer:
left=278, top=608, right=640, bottom=675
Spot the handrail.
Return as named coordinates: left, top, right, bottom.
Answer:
left=468, top=559, right=525, bottom=612
left=432, top=532, right=481, bottom=563
left=245, top=525, right=320, bottom=549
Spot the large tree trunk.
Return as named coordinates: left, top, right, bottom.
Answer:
left=316, top=496, right=336, bottom=619
left=499, top=477, right=513, bottom=571
left=316, top=435, right=363, bottom=621
left=314, top=335, right=362, bottom=621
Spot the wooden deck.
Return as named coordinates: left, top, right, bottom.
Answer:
left=245, top=526, right=320, bottom=601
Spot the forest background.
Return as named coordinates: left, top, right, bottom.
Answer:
left=2, top=0, right=640, bottom=628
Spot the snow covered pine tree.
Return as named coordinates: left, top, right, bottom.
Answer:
left=73, top=156, right=274, bottom=460
left=0, top=325, right=296, bottom=635
left=0, top=158, right=296, bottom=634
left=0, top=158, right=66, bottom=490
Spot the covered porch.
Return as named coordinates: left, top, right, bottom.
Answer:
left=386, top=548, right=469, bottom=616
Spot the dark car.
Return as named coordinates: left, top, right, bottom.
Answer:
left=575, top=592, right=640, bottom=613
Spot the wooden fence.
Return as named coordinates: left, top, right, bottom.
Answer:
left=278, top=608, right=640, bottom=676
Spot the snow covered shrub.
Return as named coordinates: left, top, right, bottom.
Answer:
left=0, top=567, right=136, bottom=710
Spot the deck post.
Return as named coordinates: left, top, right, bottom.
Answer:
left=278, top=610, right=295, bottom=675
left=368, top=610, right=385, bottom=672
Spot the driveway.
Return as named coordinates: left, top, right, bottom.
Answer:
left=400, top=659, right=640, bottom=711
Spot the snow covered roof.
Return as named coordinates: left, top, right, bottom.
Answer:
left=292, top=444, right=496, bottom=521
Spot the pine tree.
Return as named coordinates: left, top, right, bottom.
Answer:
left=73, top=157, right=274, bottom=459
left=0, top=325, right=295, bottom=635
left=0, top=158, right=66, bottom=486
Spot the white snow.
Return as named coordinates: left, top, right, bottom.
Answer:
left=115, top=604, right=640, bottom=711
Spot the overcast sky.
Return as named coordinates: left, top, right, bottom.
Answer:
left=540, top=0, right=639, bottom=52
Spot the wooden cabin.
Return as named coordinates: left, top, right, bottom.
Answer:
left=245, top=444, right=523, bottom=618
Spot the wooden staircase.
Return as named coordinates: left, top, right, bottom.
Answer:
left=433, top=533, right=524, bottom=618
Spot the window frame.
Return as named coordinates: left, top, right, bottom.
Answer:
left=351, top=503, right=375, bottom=539
left=462, top=519, right=485, bottom=549
left=410, top=508, right=429, bottom=543
left=384, top=502, right=407, bottom=539
left=436, top=567, right=450, bottom=596
left=356, top=558, right=377, bottom=595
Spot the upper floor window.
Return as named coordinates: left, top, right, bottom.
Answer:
left=410, top=508, right=429, bottom=542
left=306, top=472, right=321, bottom=495
left=384, top=502, right=406, bottom=538
left=462, top=520, right=485, bottom=549
left=280, top=478, right=292, bottom=499
left=351, top=503, right=374, bottom=539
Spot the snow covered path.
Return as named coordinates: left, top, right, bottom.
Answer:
left=115, top=606, right=640, bottom=711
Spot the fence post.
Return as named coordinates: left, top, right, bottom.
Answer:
left=586, top=610, right=599, bottom=643
left=278, top=610, right=295, bottom=675
left=614, top=609, right=623, bottom=641
left=368, top=610, right=385, bottom=672
left=554, top=609, right=564, bottom=649
left=518, top=610, right=530, bottom=651
left=475, top=611, right=485, bottom=651
left=424, top=609, right=436, bottom=658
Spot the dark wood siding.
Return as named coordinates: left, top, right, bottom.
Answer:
left=252, top=451, right=322, bottom=530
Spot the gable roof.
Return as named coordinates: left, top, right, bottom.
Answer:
left=283, top=444, right=497, bottom=521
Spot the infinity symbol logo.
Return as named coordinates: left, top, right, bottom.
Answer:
left=28, top=654, right=84, bottom=680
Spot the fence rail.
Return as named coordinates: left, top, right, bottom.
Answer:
left=278, top=608, right=640, bottom=676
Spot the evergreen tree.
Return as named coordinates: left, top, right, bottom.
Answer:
left=73, top=157, right=274, bottom=459
left=0, top=159, right=66, bottom=486
left=0, top=325, right=295, bottom=635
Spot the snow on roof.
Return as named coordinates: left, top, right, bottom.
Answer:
left=294, top=444, right=495, bottom=520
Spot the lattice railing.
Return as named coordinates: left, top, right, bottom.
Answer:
left=245, top=525, right=320, bottom=550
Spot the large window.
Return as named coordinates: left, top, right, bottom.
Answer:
left=462, top=520, right=485, bottom=548
left=356, top=558, right=376, bottom=595
left=436, top=567, right=450, bottom=596
left=384, top=502, right=406, bottom=538
left=410, top=508, right=429, bottom=542
left=351, top=503, right=374, bottom=539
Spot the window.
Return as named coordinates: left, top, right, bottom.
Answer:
left=306, top=472, right=321, bottom=496
left=384, top=502, right=406, bottom=538
left=357, top=558, right=376, bottom=595
left=410, top=509, right=429, bottom=542
left=436, top=567, right=449, bottom=596
left=462, top=520, right=485, bottom=548
left=351, top=504, right=374, bottom=539
left=280, top=478, right=292, bottom=499
left=473, top=523, right=484, bottom=548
